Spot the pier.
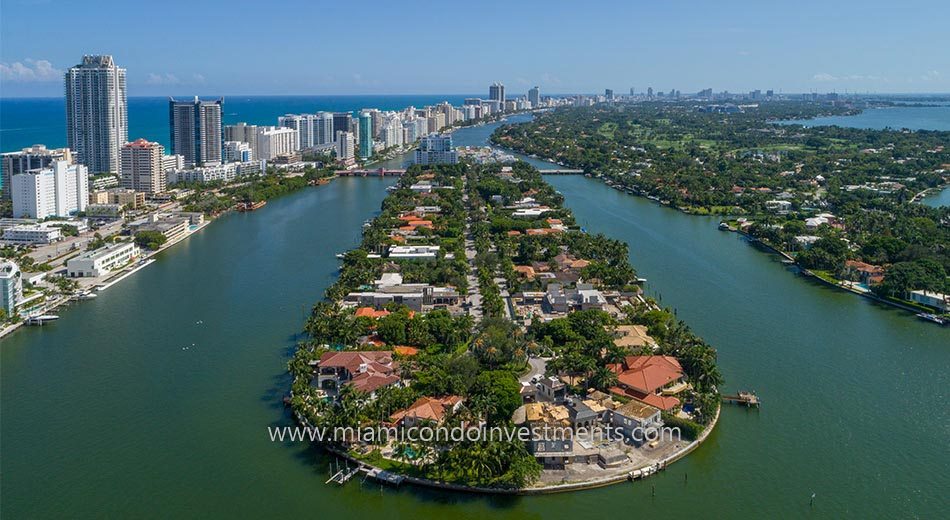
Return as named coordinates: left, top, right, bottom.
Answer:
left=721, top=391, right=760, bottom=407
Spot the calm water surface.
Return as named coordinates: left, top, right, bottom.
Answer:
left=1, top=105, right=948, bottom=519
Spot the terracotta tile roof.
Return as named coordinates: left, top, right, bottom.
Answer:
left=319, top=350, right=395, bottom=373
left=526, top=228, right=561, bottom=235
left=609, top=386, right=681, bottom=411
left=319, top=350, right=400, bottom=394
left=351, top=373, right=401, bottom=394
left=612, top=356, right=684, bottom=402
left=355, top=307, right=391, bottom=319
left=393, top=346, right=419, bottom=356
left=389, top=396, right=463, bottom=424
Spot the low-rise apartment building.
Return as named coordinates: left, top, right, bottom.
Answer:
left=66, top=241, right=139, bottom=278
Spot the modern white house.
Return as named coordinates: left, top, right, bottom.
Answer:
left=66, top=241, right=139, bottom=278
left=388, top=245, right=440, bottom=259
left=909, top=290, right=949, bottom=312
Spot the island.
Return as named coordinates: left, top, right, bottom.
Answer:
left=491, top=101, right=950, bottom=323
left=286, top=161, right=722, bottom=492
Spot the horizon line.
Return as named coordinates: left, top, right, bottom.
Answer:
left=3, top=91, right=950, bottom=101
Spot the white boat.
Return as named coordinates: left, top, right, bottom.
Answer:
left=26, top=314, right=60, bottom=325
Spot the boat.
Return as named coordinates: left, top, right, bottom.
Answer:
left=237, top=200, right=266, bottom=212
left=71, top=292, right=98, bottom=301
left=916, top=313, right=947, bottom=326
left=25, top=314, right=60, bottom=325
left=718, top=222, right=730, bottom=230
left=335, top=253, right=346, bottom=259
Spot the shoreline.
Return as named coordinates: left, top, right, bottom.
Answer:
left=289, top=163, right=724, bottom=495
left=297, top=404, right=721, bottom=495
left=487, top=139, right=945, bottom=321
left=0, top=176, right=342, bottom=341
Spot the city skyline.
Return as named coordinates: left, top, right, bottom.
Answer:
left=2, top=0, right=949, bottom=97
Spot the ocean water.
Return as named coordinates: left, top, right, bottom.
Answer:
left=0, top=95, right=476, bottom=153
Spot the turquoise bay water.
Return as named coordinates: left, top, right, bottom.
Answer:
left=779, top=104, right=950, bottom=131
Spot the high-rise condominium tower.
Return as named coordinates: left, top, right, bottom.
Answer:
left=169, top=97, right=223, bottom=166
left=489, top=82, right=506, bottom=107
left=65, top=55, right=128, bottom=174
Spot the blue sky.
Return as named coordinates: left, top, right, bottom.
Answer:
left=1, top=0, right=948, bottom=97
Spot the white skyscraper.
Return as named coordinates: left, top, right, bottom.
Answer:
left=65, top=55, right=128, bottom=174
left=279, top=114, right=318, bottom=149
left=335, top=131, right=355, bottom=162
left=11, top=161, right=89, bottom=219
left=255, top=126, right=299, bottom=160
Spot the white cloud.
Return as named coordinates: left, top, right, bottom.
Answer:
left=812, top=73, right=885, bottom=83
left=0, top=59, right=62, bottom=82
left=191, top=73, right=206, bottom=84
left=920, top=70, right=940, bottom=81
left=145, top=73, right=181, bottom=85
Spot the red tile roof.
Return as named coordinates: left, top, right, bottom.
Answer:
left=389, top=396, right=463, bottom=424
left=611, top=355, right=684, bottom=397
left=355, top=307, right=391, bottom=319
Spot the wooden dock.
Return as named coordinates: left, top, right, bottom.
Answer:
left=722, top=391, right=760, bottom=407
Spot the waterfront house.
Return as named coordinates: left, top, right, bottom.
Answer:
left=388, top=245, right=440, bottom=259
left=611, top=324, right=658, bottom=350
left=608, top=355, right=686, bottom=411
left=389, top=396, right=464, bottom=428
left=843, top=260, right=885, bottom=286
left=314, top=351, right=400, bottom=398
left=909, top=290, right=949, bottom=312
left=344, top=273, right=461, bottom=312
left=607, top=400, right=662, bottom=446
left=564, top=397, right=598, bottom=429
left=544, top=283, right=606, bottom=313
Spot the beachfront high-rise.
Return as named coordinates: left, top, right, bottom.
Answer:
left=489, top=82, right=506, bottom=109
left=65, top=55, right=127, bottom=174
left=358, top=112, right=373, bottom=159
left=528, top=86, right=541, bottom=107
left=335, top=131, right=355, bottom=163
left=120, top=139, right=166, bottom=193
left=169, top=97, right=223, bottom=166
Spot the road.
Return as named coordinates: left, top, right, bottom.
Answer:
left=519, top=356, right=547, bottom=384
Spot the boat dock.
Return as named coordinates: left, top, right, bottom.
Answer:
left=363, top=467, right=406, bottom=487
left=326, top=465, right=360, bottom=485
left=722, top=391, right=760, bottom=407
